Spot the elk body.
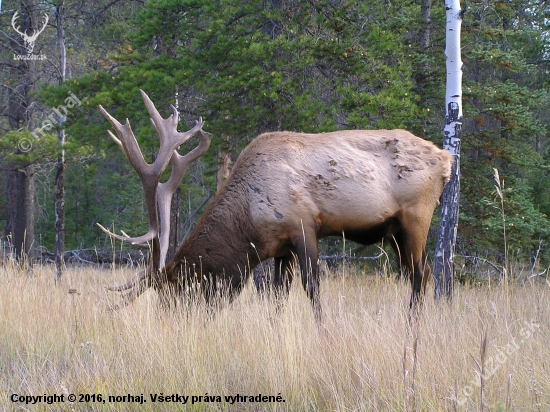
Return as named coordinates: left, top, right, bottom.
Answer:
left=99, top=91, right=453, bottom=320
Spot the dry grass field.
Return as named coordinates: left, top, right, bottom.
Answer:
left=0, top=262, right=548, bottom=411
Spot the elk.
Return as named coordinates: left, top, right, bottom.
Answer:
left=99, top=91, right=453, bottom=320
left=11, top=11, right=49, bottom=55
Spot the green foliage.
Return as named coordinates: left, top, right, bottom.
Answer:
left=10, top=0, right=550, bottom=267
left=471, top=175, right=550, bottom=260
left=0, top=130, right=57, bottom=167
left=435, top=0, right=550, bottom=264
left=35, top=0, right=423, bottom=250
left=66, top=0, right=421, bottom=143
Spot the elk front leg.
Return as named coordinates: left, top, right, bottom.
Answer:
left=270, top=253, right=296, bottom=316
left=273, top=253, right=295, bottom=300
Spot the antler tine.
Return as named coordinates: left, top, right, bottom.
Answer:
left=170, top=104, right=180, bottom=124
left=162, top=129, right=211, bottom=195
left=106, top=130, right=124, bottom=151
left=156, top=130, right=212, bottom=266
left=139, top=90, right=184, bottom=130
left=98, top=105, right=149, bottom=172
left=139, top=89, right=167, bottom=125
left=106, top=269, right=147, bottom=292
left=120, top=230, right=149, bottom=249
left=108, top=274, right=150, bottom=310
left=139, top=90, right=205, bottom=176
left=97, top=223, right=156, bottom=246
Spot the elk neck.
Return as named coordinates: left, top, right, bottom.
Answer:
left=165, top=177, right=261, bottom=289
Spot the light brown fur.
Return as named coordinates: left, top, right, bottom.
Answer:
left=165, top=130, right=453, bottom=319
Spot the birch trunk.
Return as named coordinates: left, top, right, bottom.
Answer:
left=433, top=0, right=463, bottom=299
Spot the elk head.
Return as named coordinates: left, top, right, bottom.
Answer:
left=98, top=90, right=211, bottom=307
left=11, top=11, right=49, bottom=55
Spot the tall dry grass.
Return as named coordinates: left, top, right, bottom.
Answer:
left=0, top=262, right=548, bottom=411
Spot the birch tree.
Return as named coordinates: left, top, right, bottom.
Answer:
left=433, top=0, right=463, bottom=298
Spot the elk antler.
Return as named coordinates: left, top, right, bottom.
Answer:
left=106, top=269, right=150, bottom=310
left=157, top=130, right=211, bottom=266
left=98, top=90, right=208, bottom=269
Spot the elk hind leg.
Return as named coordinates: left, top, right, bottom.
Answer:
left=294, top=230, right=321, bottom=322
left=408, top=211, right=432, bottom=305
left=389, top=217, right=430, bottom=313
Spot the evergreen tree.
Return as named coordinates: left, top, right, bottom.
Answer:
left=2, top=0, right=548, bottom=272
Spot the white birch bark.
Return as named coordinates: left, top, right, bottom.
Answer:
left=433, top=0, right=463, bottom=298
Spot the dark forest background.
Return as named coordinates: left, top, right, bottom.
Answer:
left=1, top=0, right=549, bottom=275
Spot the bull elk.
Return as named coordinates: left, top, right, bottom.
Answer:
left=98, top=90, right=453, bottom=320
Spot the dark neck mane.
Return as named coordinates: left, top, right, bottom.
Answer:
left=166, top=179, right=260, bottom=290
